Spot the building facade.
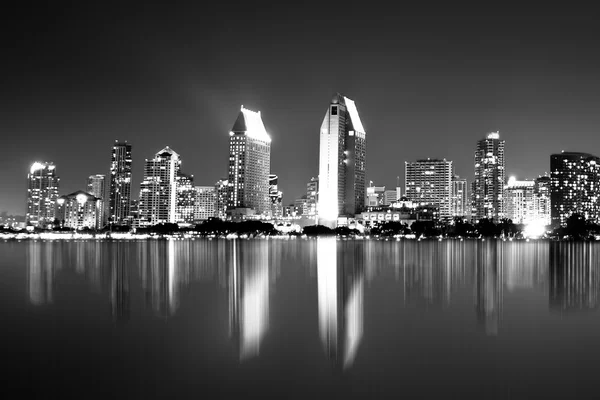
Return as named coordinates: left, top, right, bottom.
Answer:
left=269, top=174, right=283, bottom=219
left=383, top=190, right=398, bottom=206
left=317, top=93, right=367, bottom=226
left=473, top=132, right=506, bottom=221
left=215, top=179, right=229, bottom=220
left=504, top=178, right=535, bottom=224
left=26, top=162, right=60, bottom=227
left=451, top=176, right=469, bottom=218
left=194, top=186, right=217, bottom=221
left=306, top=177, right=319, bottom=217
left=87, top=174, right=106, bottom=227
left=176, top=173, right=196, bottom=225
left=227, top=106, right=271, bottom=217
left=56, top=191, right=101, bottom=230
left=550, top=151, right=600, bottom=226
left=366, top=185, right=386, bottom=208
left=405, top=158, right=453, bottom=218
left=534, top=176, right=551, bottom=226
left=109, top=141, right=132, bottom=225
left=138, top=147, right=181, bottom=226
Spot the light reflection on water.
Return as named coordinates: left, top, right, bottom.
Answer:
left=12, top=239, right=600, bottom=396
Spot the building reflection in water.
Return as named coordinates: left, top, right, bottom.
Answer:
left=27, top=241, right=54, bottom=305
left=109, top=243, right=130, bottom=323
left=317, top=237, right=364, bottom=369
left=550, top=242, right=600, bottom=313
left=228, top=239, right=270, bottom=361
left=475, top=241, right=503, bottom=336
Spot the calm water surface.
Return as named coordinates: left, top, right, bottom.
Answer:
left=1, top=238, right=600, bottom=398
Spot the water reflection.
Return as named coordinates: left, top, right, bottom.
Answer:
left=26, top=241, right=54, bottom=305
left=317, top=237, right=365, bottom=369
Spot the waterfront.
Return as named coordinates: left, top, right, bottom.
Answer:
left=1, top=239, right=600, bottom=398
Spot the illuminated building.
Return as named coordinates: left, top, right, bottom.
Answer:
left=108, top=140, right=132, bottom=225
left=534, top=176, right=551, bottom=226
left=215, top=179, right=228, bottom=220
left=306, top=177, right=319, bottom=216
left=451, top=175, right=469, bottom=218
left=175, top=173, right=195, bottom=225
left=26, top=161, right=60, bottom=227
left=194, top=186, right=216, bottom=221
left=269, top=174, right=283, bottom=219
left=366, top=185, right=385, bottom=208
left=405, top=158, right=453, bottom=217
left=138, top=147, right=181, bottom=226
left=55, top=190, right=102, bottom=229
left=383, top=190, right=397, bottom=206
left=504, top=177, right=535, bottom=224
left=550, top=151, right=600, bottom=226
left=227, top=106, right=271, bottom=217
left=294, top=196, right=309, bottom=216
left=317, top=93, right=367, bottom=226
left=473, top=132, right=506, bottom=221
left=87, top=174, right=106, bottom=227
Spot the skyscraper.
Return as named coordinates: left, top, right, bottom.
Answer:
left=306, top=177, right=319, bottom=217
left=317, top=94, right=367, bottom=226
left=534, top=176, right=551, bottom=226
left=405, top=158, right=453, bottom=217
left=87, top=174, right=106, bottom=227
left=268, top=174, right=283, bottom=219
left=227, top=106, right=271, bottom=217
left=451, top=175, right=469, bottom=218
left=194, top=186, right=216, bottom=221
left=504, top=177, right=535, bottom=224
left=26, top=162, right=60, bottom=227
left=175, top=173, right=196, bottom=225
left=215, top=179, right=229, bottom=220
left=550, top=151, right=600, bottom=226
left=109, top=141, right=132, bottom=225
left=473, top=132, right=506, bottom=221
left=138, top=147, right=181, bottom=226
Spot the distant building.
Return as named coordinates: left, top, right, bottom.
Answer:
left=473, top=132, right=506, bottom=221
left=194, top=186, right=216, bottom=221
left=215, top=179, right=228, bottom=220
left=359, top=196, right=439, bottom=226
left=108, top=141, right=132, bottom=225
left=176, top=173, right=196, bottom=225
left=306, top=177, right=319, bottom=216
left=383, top=190, right=398, bottom=206
left=227, top=106, right=271, bottom=217
left=318, top=93, right=367, bottom=226
left=294, top=196, right=309, bottom=216
left=534, top=176, right=551, bottom=226
left=366, top=185, right=386, bottom=208
left=138, top=147, right=181, bottom=226
left=269, top=174, right=283, bottom=219
left=451, top=176, right=469, bottom=218
left=504, top=177, right=535, bottom=224
left=550, top=151, right=600, bottom=226
left=56, top=191, right=101, bottom=230
left=26, top=162, right=60, bottom=227
left=405, top=158, right=453, bottom=218
left=87, top=174, right=106, bottom=227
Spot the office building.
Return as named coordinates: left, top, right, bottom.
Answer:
left=176, top=173, right=196, bottom=225
left=108, top=141, right=132, bottom=225
left=383, top=190, right=398, bottom=206
left=534, top=176, right=551, bottom=226
left=473, top=132, right=506, bottom=221
left=26, top=162, right=60, bottom=227
left=405, top=158, right=453, bottom=217
left=504, top=177, right=535, bottom=224
left=269, top=174, right=283, bottom=219
left=215, top=179, right=229, bottom=220
left=138, top=147, right=181, bottom=226
left=306, top=177, right=319, bottom=217
left=194, top=186, right=217, bottom=221
left=451, top=176, right=469, bottom=217
left=87, top=174, right=106, bottom=227
left=550, top=151, right=600, bottom=226
left=366, top=185, right=386, bottom=208
left=317, top=93, right=367, bottom=226
left=56, top=191, right=102, bottom=230
left=227, top=106, right=271, bottom=217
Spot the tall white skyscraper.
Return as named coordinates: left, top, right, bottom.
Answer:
left=138, top=147, right=181, bottom=226
left=26, top=162, right=60, bottom=227
left=227, top=106, right=271, bottom=217
left=317, top=94, right=367, bottom=226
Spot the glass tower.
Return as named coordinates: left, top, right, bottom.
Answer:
left=109, top=140, right=132, bottom=225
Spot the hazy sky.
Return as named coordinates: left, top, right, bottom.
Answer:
left=2, top=4, right=600, bottom=215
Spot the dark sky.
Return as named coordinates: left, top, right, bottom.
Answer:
left=2, top=3, right=600, bottom=215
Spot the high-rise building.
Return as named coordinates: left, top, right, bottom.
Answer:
left=534, top=176, right=551, bottom=226
left=405, top=158, right=453, bottom=217
left=175, top=173, right=195, bottom=225
left=306, top=177, right=319, bottom=217
left=109, top=141, right=132, bottom=225
left=26, top=162, right=60, bottom=227
left=227, top=106, right=271, bottom=217
left=87, top=174, right=106, bottom=227
left=317, top=93, right=367, bottom=226
left=451, top=175, right=469, bottom=217
left=268, top=174, right=283, bottom=219
left=215, top=179, right=229, bottom=220
left=194, top=186, right=216, bottom=221
left=383, top=190, right=398, bottom=206
left=56, top=191, right=102, bottom=230
left=473, top=132, right=506, bottom=221
left=504, top=177, right=535, bottom=224
left=550, top=151, right=600, bottom=226
left=138, top=147, right=181, bottom=226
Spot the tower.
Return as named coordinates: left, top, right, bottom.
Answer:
left=26, top=162, right=60, bottom=227
left=473, top=132, right=506, bottom=221
left=109, top=141, right=132, bottom=225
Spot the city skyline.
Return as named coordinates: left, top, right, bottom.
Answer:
left=3, top=7, right=600, bottom=215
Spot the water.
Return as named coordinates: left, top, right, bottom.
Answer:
left=1, top=238, right=600, bottom=399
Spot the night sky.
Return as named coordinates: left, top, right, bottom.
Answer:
left=2, top=4, right=600, bottom=215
